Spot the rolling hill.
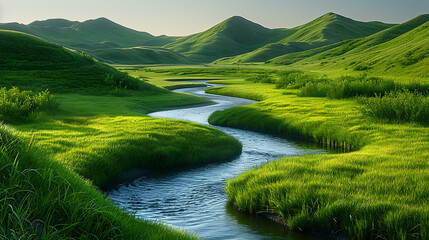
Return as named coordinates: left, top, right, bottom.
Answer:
left=214, top=13, right=394, bottom=64
left=273, top=14, right=429, bottom=79
left=0, top=18, right=186, bottom=64
left=0, top=30, right=157, bottom=92
left=164, top=16, right=295, bottom=62
left=90, top=46, right=191, bottom=64
left=0, top=18, right=154, bottom=47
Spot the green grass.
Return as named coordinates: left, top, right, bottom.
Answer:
left=152, top=66, right=428, bottom=239
left=0, top=34, right=243, bottom=239
left=0, top=87, right=58, bottom=122
left=0, top=124, right=200, bottom=240
left=14, top=91, right=242, bottom=187
left=360, top=90, right=429, bottom=125
left=0, top=30, right=144, bottom=93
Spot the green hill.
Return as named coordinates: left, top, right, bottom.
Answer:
left=0, top=18, right=185, bottom=65
left=90, top=46, right=191, bottom=64
left=0, top=30, right=152, bottom=92
left=277, top=14, right=429, bottom=79
left=215, top=13, right=394, bottom=64
left=0, top=17, right=153, bottom=47
left=214, top=42, right=312, bottom=64
left=165, top=16, right=294, bottom=62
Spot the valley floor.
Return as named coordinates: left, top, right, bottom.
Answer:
left=142, top=66, right=428, bottom=240
left=1, top=74, right=242, bottom=239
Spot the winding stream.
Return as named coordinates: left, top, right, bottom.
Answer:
left=107, top=82, right=327, bottom=240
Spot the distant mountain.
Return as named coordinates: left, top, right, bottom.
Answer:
left=214, top=13, right=394, bottom=64
left=0, top=17, right=153, bottom=47
left=0, top=18, right=183, bottom=64
left=2, top=14, right=424, bottom=68
left=270, top=14, right=429, bottom=79
left=164, top=16, right=294, bottom=62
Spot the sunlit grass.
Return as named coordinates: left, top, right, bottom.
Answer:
left=150, top=66, right=429, bottom=239
left=0, top=125, right=200, bottom=240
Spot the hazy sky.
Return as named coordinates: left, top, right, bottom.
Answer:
left=1, top=0, right=428, bottom=36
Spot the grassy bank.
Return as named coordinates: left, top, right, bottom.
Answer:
left=150, top=66, right=428, bottom=239
left=1, top=70, right=242, bottom=239
left=0, top=77, right=242, bottom=239
left=206, top=79, right=428, bottom=239
left=1, top=31, right=243, bottom=238
left=0, top=124, right=199, bottom=239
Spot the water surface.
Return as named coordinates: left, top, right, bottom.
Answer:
left=108, top=82, right=327, bottom=240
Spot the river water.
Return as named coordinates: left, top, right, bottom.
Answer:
left=107, top=82, right=327, bottom=240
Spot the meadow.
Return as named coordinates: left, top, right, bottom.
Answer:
left=0, top=30, right=243, bottom=239
left=0, top=76, right=242, bottom=239
left=147, top=66, right=429, bottom=240
left=1, top=12, right=428, bottom=239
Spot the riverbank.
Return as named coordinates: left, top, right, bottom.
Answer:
left=2, top=75, right=242, bottom=238
left=203, top=78, right=428, bottom=239
left=126, top=66, right=428, bottom=239
left=0, top=124, right=202, bottom=239
left=108, top=83, right=327, bottom=240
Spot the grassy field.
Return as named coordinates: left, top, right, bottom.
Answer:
left=0, top=124, right=201, bottom=240
left=0, top=31, right=243, bottom=239
left=152, top=66, right=429, bottom=239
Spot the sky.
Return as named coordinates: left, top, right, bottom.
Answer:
left=1, top=0, right=428, bottom=36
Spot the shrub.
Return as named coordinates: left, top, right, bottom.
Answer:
left=0, top=87, right=58, bottom=122
left=104, top=72, right=140, bottom=90
left=299, top=76, right=397, bottom=99
left=245, top=74, right=274, bottom=83
left=275, top=71, right=326, bottom=89
left=360, top=90, right=429, bottom=125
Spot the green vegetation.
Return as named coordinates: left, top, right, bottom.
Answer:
left=150, top=65, right=428, bottom=239
left=0, top=87, right=58, bottom=122
left=91, top=46, right=190, bottom=65
left=0, top=32, right=243, bottom=239
left=0, top=125, right=199, bottom=240
left=270, top=14, right=429, bottom=80
left=0, top=30, right=144, bottom=93
left=165, top=16, right=294, bottom=62
left=360, top=90, right=429, bottom=125
left=0, top=18, right=183, bottom=65
left=214, top=13, right=393, bottom=64
left=16, top=98, right=242, bottom=187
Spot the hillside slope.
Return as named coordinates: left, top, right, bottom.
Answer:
left=0, top=30, right=155, bottom=92
left=91, top=46, right=191, bottom=64
left=165, top=16, right=294, bottom=62
left=0, top=18, right=186, bottom=64
left=215, top=13, right=394, bottom=64
left=279, top=14, right=429, bottom=79
left=0, top=17, right=153, bottom=47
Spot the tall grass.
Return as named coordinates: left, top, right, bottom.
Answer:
left=0, top=125, right=200, bottom=240
left=275, top=70, right=326, bottom=89
left=159, top=66, right=429, bottom=240
left=0, top=126, right=120, bottom=239
left=0, top=87, right=58, bottom=122
left=299, top=76, right=397, bottom=98
left=360, top=90, right=429, bottom=125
